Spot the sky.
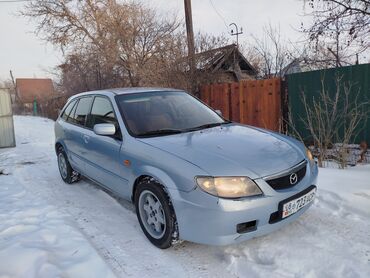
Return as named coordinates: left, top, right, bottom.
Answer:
left=0, top=0, right=310, bottom=81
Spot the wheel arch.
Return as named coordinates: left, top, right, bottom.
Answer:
left=131, top=173, right=174, bottom=204
left=131, top=175, right=152, bottom=203
left=55, top=140, right=68, bottom=154
left=130, top=164, right=195, bottom=198
left=55, top=141, right=72, bottom=166
left=55, top=142, right=63, bottom=153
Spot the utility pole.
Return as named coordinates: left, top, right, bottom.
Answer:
left=184, top=0, right=196, bottom=95
left=229, top=23, right=243, bottom=47
left=229, top=23, right=243, bottom=76
left=9, top=70, right=20, bottom=104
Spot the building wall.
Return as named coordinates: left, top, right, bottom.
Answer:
left=199, top=71, right=254, bottom=85
left=0, top=89, right=16, bottom=148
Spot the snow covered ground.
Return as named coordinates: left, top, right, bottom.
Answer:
left=0, top=116, right=369, bottom=278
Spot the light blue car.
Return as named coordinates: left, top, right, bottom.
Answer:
left=55, top=88, right=318, bottom=249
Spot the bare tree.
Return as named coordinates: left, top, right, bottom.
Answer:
left=0, top=79, right=13, bottom=89
left=303, top=0, right=370, bottom=64
left=249, top=24, right=294, bottom=78
left=22, top=0, right=181, bottom=88
left=22, top=1, right=230, bottom=95
left=301, top=41, right=354, bottom=69
left=194, top=31, right=229, bottom=53
left=242, top=46, right=265, bottom=76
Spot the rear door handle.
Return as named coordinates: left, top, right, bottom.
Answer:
left=83, top=134, right=90, bottom=144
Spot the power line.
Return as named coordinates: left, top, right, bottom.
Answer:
left=209, top=0, right=229, bottom=30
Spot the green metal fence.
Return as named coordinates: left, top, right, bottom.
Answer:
left=287, top=63, right=370, bottom=144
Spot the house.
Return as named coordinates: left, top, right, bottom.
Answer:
left=194, top=44, right=257, bottom=84
left=280, top=58, right=312, bottom=77
left=15, top=78, right=55, bottom=104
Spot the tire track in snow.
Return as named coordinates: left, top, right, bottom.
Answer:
left=16, top=160, right=235, bottom=277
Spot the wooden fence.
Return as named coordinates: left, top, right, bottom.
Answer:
left=200, top=78, right=282, bottom=131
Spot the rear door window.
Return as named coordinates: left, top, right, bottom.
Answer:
left=68, top=97, right=93, bottom=127
left=67, top=100, right=78, bottom=125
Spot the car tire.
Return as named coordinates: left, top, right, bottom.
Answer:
left=135, top=179, right=178, bottom=249
left=57, top=147, right=80, bottom=184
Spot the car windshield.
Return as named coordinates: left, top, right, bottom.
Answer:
left=116, top=91, right=229, bottom=137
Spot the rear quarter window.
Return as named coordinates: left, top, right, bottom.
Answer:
left=61, top=99, right=77, bottom=121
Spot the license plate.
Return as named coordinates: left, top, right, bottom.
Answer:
left=282, top=188, right=316, bottom=218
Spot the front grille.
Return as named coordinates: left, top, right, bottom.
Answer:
left=265, top=161, right=307, bottom=190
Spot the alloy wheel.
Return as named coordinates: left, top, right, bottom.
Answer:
left=138, top=190, right=167, bottom=239
left=58, top=153, right=68, bottom=179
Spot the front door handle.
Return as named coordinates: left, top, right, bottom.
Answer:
left=83, top=134, right=90, bottom=144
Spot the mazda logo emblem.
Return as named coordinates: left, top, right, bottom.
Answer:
left=290, top=173, right=298, bottom=185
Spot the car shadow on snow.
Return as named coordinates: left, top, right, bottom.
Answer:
left=79, top=176, right=136, bottom=213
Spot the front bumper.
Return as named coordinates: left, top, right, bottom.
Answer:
left=168, top=161, right=318, bottom=245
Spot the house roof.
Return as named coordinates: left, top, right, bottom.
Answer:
left=16, top=78, right=55, bottom=103
left=280, top=58, right=314, bottom=76
left=195, top=44, right=257, bottom=76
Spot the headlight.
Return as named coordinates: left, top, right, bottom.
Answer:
left=195, top=176, right=262, bottom=198
left=306, top=148, right=314, bottom=161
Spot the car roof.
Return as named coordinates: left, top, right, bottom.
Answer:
left=69, top=87, right=185, bottom=99
left=109, top=87, right=184, bottom=95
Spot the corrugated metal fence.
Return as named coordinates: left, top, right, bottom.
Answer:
left=287, top=63, right=370, bottom=143
left=0, top=89, right=16, bottom=148
left=200, top=78, right=282, bottom=131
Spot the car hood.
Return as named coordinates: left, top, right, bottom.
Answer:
left=138, top=124, right=304, bottom=179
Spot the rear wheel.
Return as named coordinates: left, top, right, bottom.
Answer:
left=135, top=179, right=178, bottom=249
left=57, top=147, right=80, bottom=184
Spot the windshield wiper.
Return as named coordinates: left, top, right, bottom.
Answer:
left=185, top=121, right=232, bottom=132
left=137, top=128, right=183, bottom=137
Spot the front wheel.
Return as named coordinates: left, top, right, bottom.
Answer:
left=135, top=180, right=178, bottom=249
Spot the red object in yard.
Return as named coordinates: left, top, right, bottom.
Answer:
left=16, top=78, right=55, bottom=104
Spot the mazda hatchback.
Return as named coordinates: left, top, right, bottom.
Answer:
left=55, top=88, right=318, bottom=249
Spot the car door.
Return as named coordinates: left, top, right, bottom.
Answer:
left=64, top=96, right=93, bottom=174
left=83, top=96, right=128, bottom=194
left=56, top=98, right=80, bottom=170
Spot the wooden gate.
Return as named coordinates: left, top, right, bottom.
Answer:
left=200, top=78, right=282, bottom=131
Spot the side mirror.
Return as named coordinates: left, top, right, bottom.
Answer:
left=93, top=123, right=116, bottom=136
left=215, top=109, right=222, bottom=116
